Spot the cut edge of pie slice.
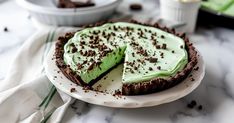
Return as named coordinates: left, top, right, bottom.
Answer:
left=55, top=20, right=198, bottom=95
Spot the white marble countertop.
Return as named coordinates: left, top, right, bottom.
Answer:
left=1, top=0, right=234, bottom=123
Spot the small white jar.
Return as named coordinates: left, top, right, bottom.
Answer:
left=160, top=0, right=201, bottom=33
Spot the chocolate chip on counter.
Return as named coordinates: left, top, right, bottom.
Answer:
left=187, top=103, right=194, bottom=109
left=194, top=67, right=199, bottom=71
left=149, top=57, right=158, bottom=63
left=187, top=100, right=198, bottom=109
left=70, top=88, right=76, bottom=92
left=129, top=3, right=142, bottom=11
left=162, top=43, right=167, bottom=49
left=3, top=27, right=8, bottom=32
left=71, top=47, right=77, bottom=53
left=198, top=105, right=203, bottom=110
left=88, top=62, right=95, bottom=70
left=160, top=52, right=164, bottom=58
left=152, top=40, right=157, bottom=45
left=191, top=100, right=197, bottom=106
left=132, top=52, right=135, bottom=57
left=156, top=45, right=161, bottom=49
left=77, top=63, right=84, bottom=69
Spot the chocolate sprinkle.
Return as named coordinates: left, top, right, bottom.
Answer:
left=88, top=62, right=95, bottom=70
left=80, top=41, right=85, bottom=45
left=162, top=43, right=167, bottom=49
left=149, top=57, right=158, bottom=63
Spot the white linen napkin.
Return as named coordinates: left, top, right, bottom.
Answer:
left=0, top=12, right=158, bottom=122
left=0, top=27, right=78, bottom=123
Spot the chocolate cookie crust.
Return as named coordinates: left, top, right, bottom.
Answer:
left=55, top=20, right=198, bottom=95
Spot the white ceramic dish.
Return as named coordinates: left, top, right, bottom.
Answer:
left=160, top=0, right=200, bottom=33
left=17, top=0, right=122, bottom=26
left=45, top=45, right=205, bottom=108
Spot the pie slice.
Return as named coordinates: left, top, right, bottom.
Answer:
left=55, top=21, right=197, bottom=95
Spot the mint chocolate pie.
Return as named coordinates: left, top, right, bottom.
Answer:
left=55, top=21, right=197, bottom=95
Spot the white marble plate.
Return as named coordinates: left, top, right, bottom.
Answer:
left=45, top=45, right=205, bottom=108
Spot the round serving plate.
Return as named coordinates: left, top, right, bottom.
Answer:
left=45, top=45, right=205, bottom=108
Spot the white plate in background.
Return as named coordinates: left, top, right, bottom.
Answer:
left=17, top=0, right=122, bottom=26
